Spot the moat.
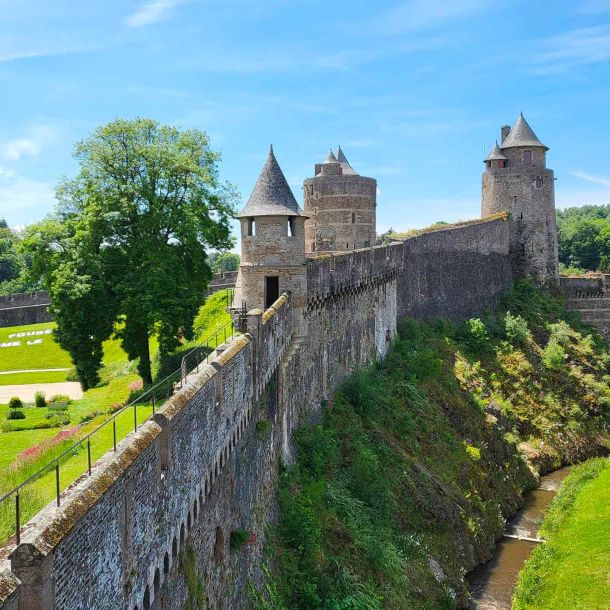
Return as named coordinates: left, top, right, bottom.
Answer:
left=467, top=466, right=572, bottom=609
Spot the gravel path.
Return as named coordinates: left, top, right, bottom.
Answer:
left=0, top=382, right=83, bottom=402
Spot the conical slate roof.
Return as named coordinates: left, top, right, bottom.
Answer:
left=324, top=149, right=338, bottom=163
left=336, top=146, right=358, bottom=175
left=500, top=113, right=548, bottom=151
left=484, top=141, right=508, bottom=162
left=238, top=146, right=307, bottom=218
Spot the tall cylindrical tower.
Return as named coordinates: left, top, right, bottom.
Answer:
left=303, top=147, right=376, bottom=254
left=233, top=147, right=308, bottom=329
left=482, top=113, right=559, bottom=283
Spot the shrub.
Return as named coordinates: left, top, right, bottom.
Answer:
left=34, top=391, right=46, bottom=409
left=108, top=402, right=124, bottom=414
left=80, top=411, right=103, bottom=424
left=7, top=409, right=25, bottom=420
left=32, top=421, right=53, bottom=429
left=49, top=394, right=72, bottom=405
left=542, top=340, right=566, bottom=370
left=66, top=369, right=80, bottom=382
left=128, top=379, right=143, bottom=392
left=256, top=420, right=271, bottom=438
left=547, top=321, right=572, bottom=346
left=504, top=311, right=532, bottom=344
left=230, top=529, right=250, bottom=551
left=460, top=318, right=490, bottom=353
left=45, top=413, right=71, bottom=427
left=47, top=403, right=69, bottom=412
left=8, top=396, right=23, bottom=409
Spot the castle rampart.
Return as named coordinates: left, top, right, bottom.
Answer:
left=0, top=214, right=514, bottom=610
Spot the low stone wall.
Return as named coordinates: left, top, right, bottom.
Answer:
left=0, top=292, right=52, bottom=328
left=205, top=272, right=238, bottom=296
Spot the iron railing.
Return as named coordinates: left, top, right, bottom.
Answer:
left=0, top=316, right=236, bottom=546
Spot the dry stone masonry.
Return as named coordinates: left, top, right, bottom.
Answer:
left=0, top=115, right=562, bottom=609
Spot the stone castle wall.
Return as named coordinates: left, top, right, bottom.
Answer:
left=0, top=292, right=53, bottom=328
left=0, top=217, right=513, bottom=610
left=562, top=274, right=610, bottom=341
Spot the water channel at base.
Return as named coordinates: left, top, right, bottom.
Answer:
left=467, top=466, right=572, bottom=610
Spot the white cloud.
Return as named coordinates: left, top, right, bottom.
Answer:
left=0, top=125, right=57, bottom=162
left=569, top=171, right=610, bottom=188
left=529, top=26, right=610, bottom=74
left=0, top=42, right=109, bottom=65
left=124, top=0, right=183, bottom=28
left=0, top=166, right=16, bottom=179
left=0, top=177, right=55, bottom=218
left=357, top=0, right=489, bottom=36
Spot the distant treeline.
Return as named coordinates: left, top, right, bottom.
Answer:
left=557, top=204, right=610, bottom=274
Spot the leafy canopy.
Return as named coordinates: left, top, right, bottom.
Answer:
left=23, top=118, right=237, bottom=388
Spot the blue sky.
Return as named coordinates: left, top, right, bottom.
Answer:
left=1, top=0, right=610, bottom=240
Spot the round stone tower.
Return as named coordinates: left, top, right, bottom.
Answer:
left=481, top=113, right=559, bottom=283
left=303, top=146, right=376, bottom=254
left=233, top=146, right=308, bottom=327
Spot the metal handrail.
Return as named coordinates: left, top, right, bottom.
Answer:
left=0, top=312, right=236, bottom=546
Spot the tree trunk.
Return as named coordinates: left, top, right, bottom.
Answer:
left=137, top=324, right=153, bottom=386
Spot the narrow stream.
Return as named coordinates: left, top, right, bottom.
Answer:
left=467, top=466, right=572, bottom=609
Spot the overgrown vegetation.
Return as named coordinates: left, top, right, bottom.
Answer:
left=180, top=543, right=206, bottom=609
left=513, top=457, right=610, bottom=609
left=253, top=282, right=609, bottom=609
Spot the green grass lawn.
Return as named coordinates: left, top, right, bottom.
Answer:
left=513, top=458, right=610, bottom=610
left=0, top=322, right=72, bottom=376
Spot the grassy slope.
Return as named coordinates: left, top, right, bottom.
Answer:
left=255, top=282, right=610, bottom=610
left=513, top=457, right=610, bottom=610
left=193, top=289, right=233, bottom=340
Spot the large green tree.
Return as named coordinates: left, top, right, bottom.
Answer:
left=24, top=118, right=236, bottom=388
left=556, top=205, right=610, bottom=272
left=210, top=250, right=240, bottom=273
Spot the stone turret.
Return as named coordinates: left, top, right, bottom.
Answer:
left=481, top=113, right=558, bottom=283
left=233, top=146, right=308, bottom=330
left=303, top=146, right=376, bottom=253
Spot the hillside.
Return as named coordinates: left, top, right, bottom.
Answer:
left=254, top=282, right=610, bottom=609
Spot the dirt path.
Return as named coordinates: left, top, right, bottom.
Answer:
left=0, top=382, right=83, bottom=403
